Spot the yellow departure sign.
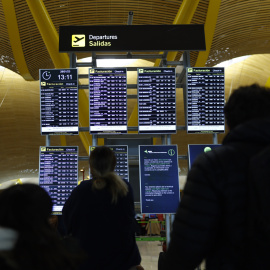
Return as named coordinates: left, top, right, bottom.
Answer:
left=72, top=34, right=85, bottom=47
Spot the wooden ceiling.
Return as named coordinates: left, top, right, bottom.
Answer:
left=1, top=0, right=270, bottom=184
left=1, top=0, right=270, bottom=80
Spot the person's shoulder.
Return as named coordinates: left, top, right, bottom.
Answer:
left=78, top=179, right=92, bottom=187
left=189, top=145, right=240, bottom=182
left=123, top=179, right=131, bottom=187
left=193, top=145, right=235, bottom=167
left=123, top=179, right=133, bottom=192
left=207, top=144, right=237, bottom=159
left=71, top=180, right=92, bottom=194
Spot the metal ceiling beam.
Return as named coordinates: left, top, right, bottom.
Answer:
left=2, top=0, right=34, bottom=81
left=154, top=0, right=200, bottom=66
left=26, top=0, right=92, bottom=153
left=195, top=0, right=221, bottom=67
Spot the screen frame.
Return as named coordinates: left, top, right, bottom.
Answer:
left=38, top=146, right=79, bottom=215
left=89, top=67, right=128, bottom=134
left=139, top=144, right=180, bottom=214
left=137, top=67, right=177, bottom=134
left=39, top=68, right=79, bottom=136
left=186, top=67, right=225, bottom=134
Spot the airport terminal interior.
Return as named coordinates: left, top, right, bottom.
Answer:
left=1, top=1, right=270, bottom=269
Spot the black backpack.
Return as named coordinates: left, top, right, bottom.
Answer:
left=245, top=145, right=270, bottom=268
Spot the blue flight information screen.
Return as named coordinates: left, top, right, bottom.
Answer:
left=188, top=144, right=221, bottom=169
left=138, top=68, right=176, bottom=134
left=40, top=69, right=79, bottom=135
left=89, top=68, right=127, bottom=134
left=139, top=145, right=180, bottom=213
left=186, top=67, right=225, bottom=134
left=39, top=146, right=78, bottom=214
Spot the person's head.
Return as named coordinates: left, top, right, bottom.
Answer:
left=0, top=184, right=83, bottom=270
left=224, top=84, right=270, bottom=130
left=89, top=146, right=128, bottom=203
left=89, top=146, right=116, bottom=178
left=0, top=184, right=52, bottom=231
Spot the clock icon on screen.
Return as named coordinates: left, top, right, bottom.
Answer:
left=42, top=71, right=51, bottom=80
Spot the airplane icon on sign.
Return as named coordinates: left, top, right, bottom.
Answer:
left=74, top=36, right=84, bottom=43
left=72, top=34, right=85, bottom=47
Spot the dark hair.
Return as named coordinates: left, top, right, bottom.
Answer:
left=0, top=184, right=52, bottom=231
left=89, top=146, right=128, bottom=203
left=0, top=184, right=80, bottom=270
left=224, top=84, right=270, bottom=130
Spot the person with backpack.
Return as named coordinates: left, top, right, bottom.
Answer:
left=158, top=84, right=270, bottom=270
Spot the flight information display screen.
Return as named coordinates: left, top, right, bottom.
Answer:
left=139, top=145, right=180, bottom=213
left=89, top=68, right=127, bottom=134
left=90, top=146, right=129, bottom=181
left=40, top=69, right=78, bottom=135
left=186, top=67, right=225, bottom=133
left=188, top=144, right=221, bottom=169
left=138, top=68, right=176, bottom=134
left=39, top=146, right=78, bottom=214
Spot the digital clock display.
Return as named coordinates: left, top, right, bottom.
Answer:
left=57, top=74, right=73, bottom=80
left=40, top=68, right=79, bottom=135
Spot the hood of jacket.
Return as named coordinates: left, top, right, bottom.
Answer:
left=223, top=118, right=270, bottom=147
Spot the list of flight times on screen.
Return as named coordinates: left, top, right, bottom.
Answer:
left=89, top=68, right=127, bottom=134
left=186, top=67, right=225, bottom=133
left=40, top=69, right=78, bottom=135
left=39, top=146, right=78, bottom=214
left=138, top=68, right=176, bottom=134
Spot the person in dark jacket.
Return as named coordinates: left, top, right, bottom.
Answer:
left=159, top=84, right=270, bottom=270
left=63, top=146, right=142, bottom=270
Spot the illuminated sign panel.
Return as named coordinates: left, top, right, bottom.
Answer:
left=186, top=67, right=225, bottom=134
left=89, top=68, right=127, bottom=134
left=59, top=25, right=206, bottom=52
left=139, top=145, right=180, bottom=214
left=40, top=69, right=78, bottom=135
left=138, top=68, right=176, bottom=134
left=90, top=145, right=129, bottom=182
left=39, top=146, right=78, bottom=214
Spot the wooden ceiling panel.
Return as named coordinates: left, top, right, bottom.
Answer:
left=0, top=1, right=18, bottom=74
left=207, top=0, right=270, bottom=66
left=1, top=0, right=270, bottom=78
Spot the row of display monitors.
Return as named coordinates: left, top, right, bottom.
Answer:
left=39, top=144, right=221, bottom=215
left=39, top=145, right=180, bottom=215
left=40, top=67, right=225, bottom=135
